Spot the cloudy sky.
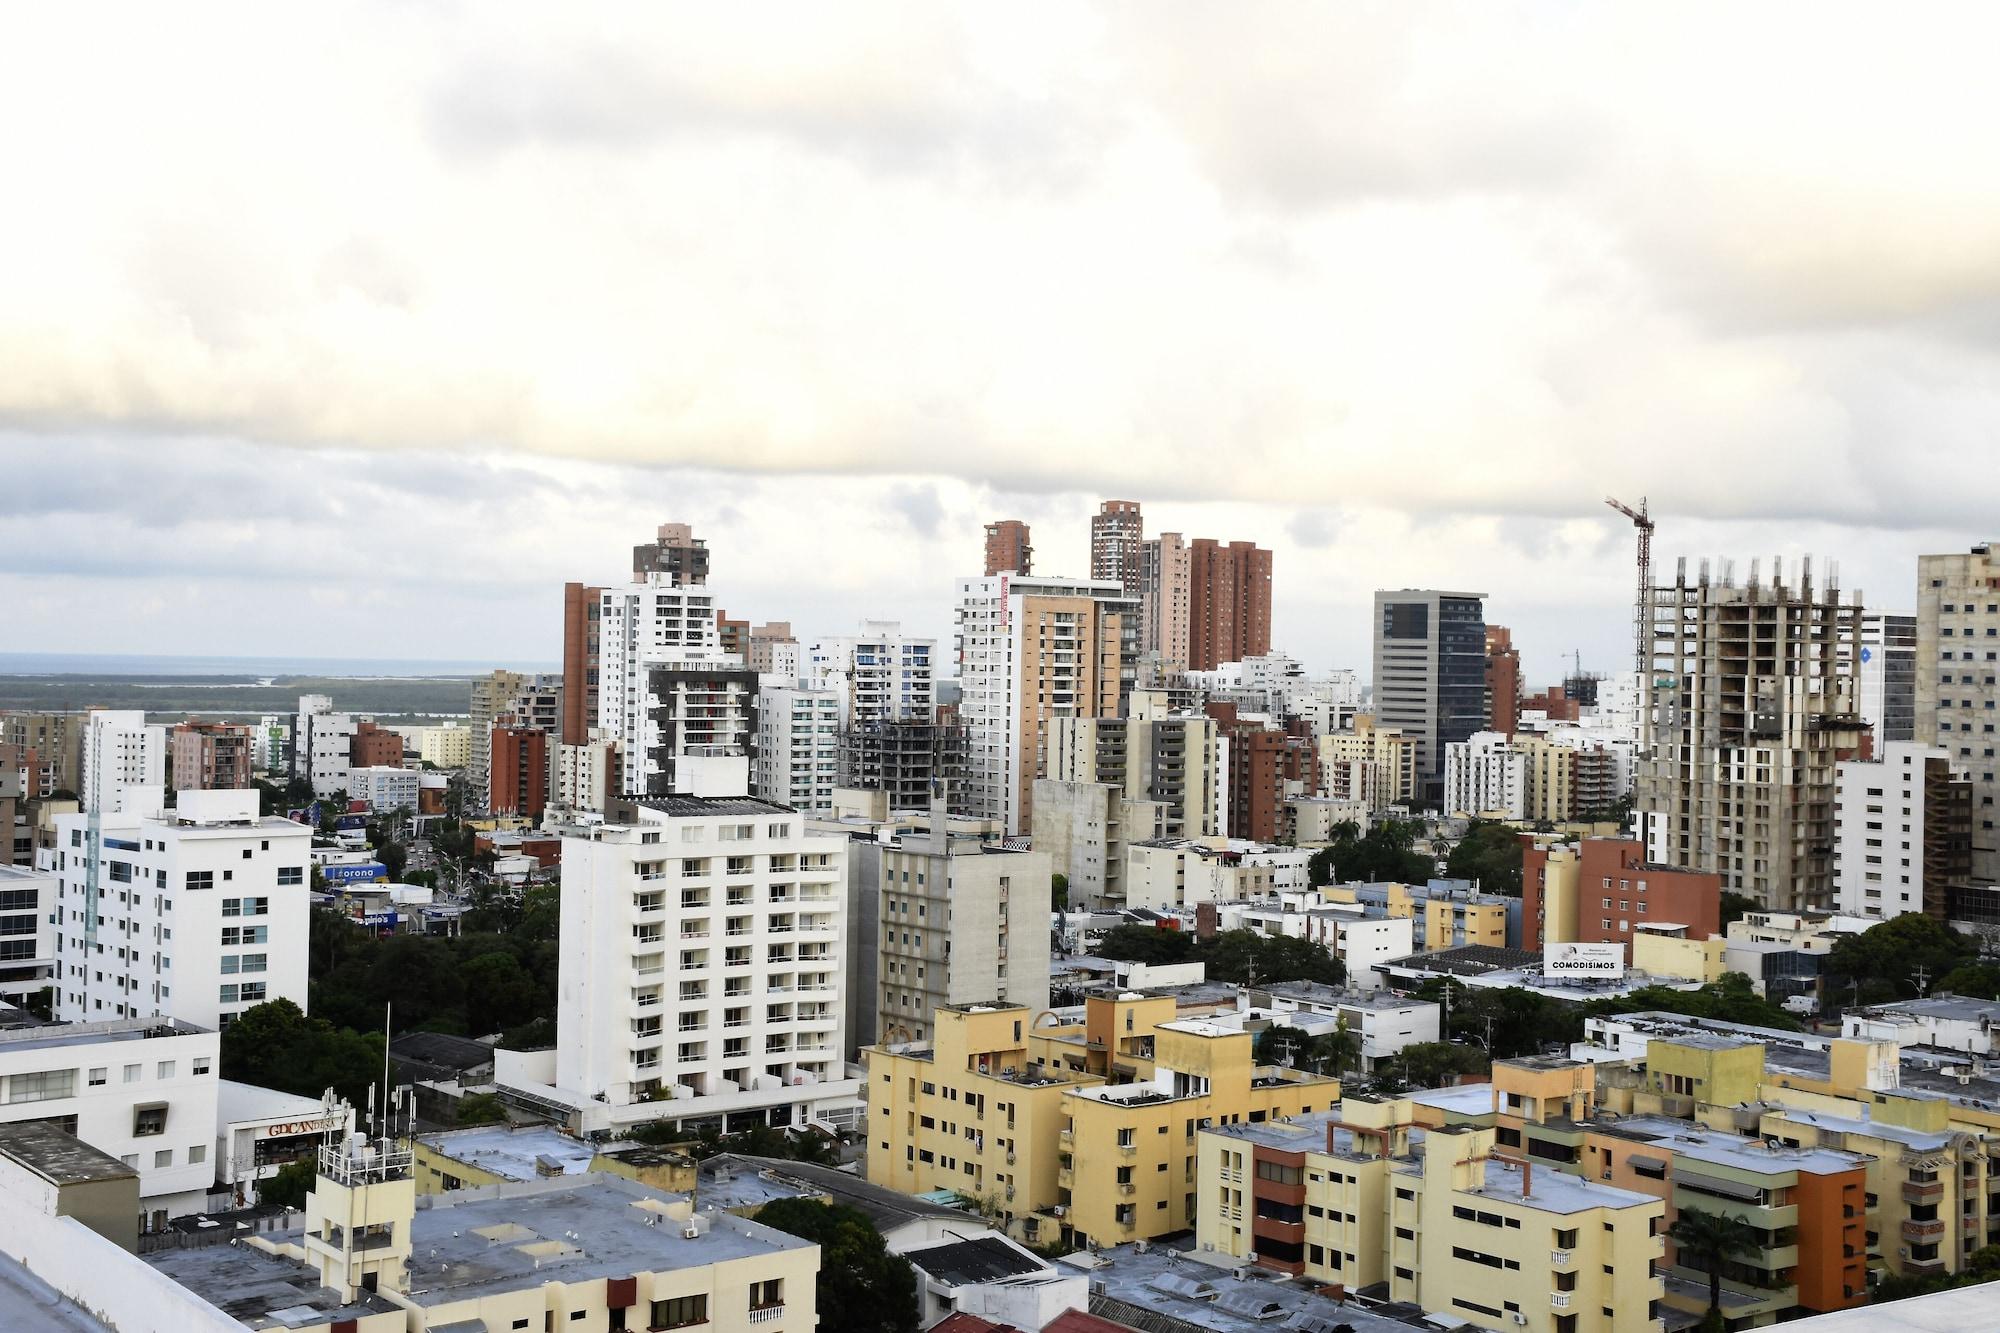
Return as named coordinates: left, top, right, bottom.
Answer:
left=4, top=4, right=1997, bottom=684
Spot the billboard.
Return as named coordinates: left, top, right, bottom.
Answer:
left=335, top=813, right=369, bottom=831
left=1543, top=942, right=1624, bottom=979
left=321, top=861, right=387, bottom=887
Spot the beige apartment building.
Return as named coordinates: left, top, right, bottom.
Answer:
left=1317, top=715, right=1421, bottom=811
left=1914, top=542, right=2000, bottom=883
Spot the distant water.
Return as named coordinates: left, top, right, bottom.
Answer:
left=0, top=653, right=558, bottom=679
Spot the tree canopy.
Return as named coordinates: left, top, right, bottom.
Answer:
left=1308, top=820, right=1435, bottom=887
left=220, top=998, right=384, bottom=1109
left=1442, top=821, right=1524, bottom=895
left=1824, top=914, right=1981, bottom=1006
left=1580, top=973, right=1803, bottom=1032
left=751, top=1199, right=919, bottom=1333
left=1094, top=926, right=1343, bottom=987
left=308, top=905, right=558, bottom=1037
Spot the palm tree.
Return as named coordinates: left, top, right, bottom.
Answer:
left=1668, top=1205, right=1763, bottom=1325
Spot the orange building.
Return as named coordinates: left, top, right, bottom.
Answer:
left=489, top=726, right=548, bottom=819
left=1483, top=626, right=1522, bottom=735
left=349, top=720, right=405, bottom=769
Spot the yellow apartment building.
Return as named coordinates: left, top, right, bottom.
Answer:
left=865, top=992, right=1337, bottom=1249
left=1197, top=1102, right=1665, bottom=1333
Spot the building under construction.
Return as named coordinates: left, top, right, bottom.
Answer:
left=1636, top=555, right=1869, bottom=912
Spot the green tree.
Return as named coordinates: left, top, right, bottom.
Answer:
left=1824, top=914, right=1980, bottom=1006
left=1718, top=892, right=1758, bottom=929
left=752, top=1199, right=919, bottom=1333
left=1255, top=1025, right=1315, bottom=1067
left=221, top=999, right=384, bottom=1109
left=1309, top=820, right=1436, bottom=887
left=1668, top=1206, right=1762, bottom=1322
left=1935, top=962, right=2000, bottom=1000
left=1443, top=821, right=1524, bottom=896
left=454, top=1092, right=509, bottom=1127
left=460, top=951, right=543, bottom=1034
left=1582, top=974, right=1803, bottom=1032
left=1393, top=1041, right=1491, bottom=1089
left=1094, top=924, right=1195, bottom=966
left=1051, top=873, right=1069, bottom=911
left=258, top=1155, right=318, bottom=1209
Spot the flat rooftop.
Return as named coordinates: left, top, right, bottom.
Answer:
left=905, top=1235, right=1047, bottom=1286
left=415, top=1123, right=596, bottom=1181
left=0, top=1015, right=209, bottom=1055
left=1203, top=1108, right=1408, bottom=1161
left=696, top=1153, right=976, bottom=1233
left=1858, top=994, right=2000, bottom=1024
left=0, top=1121, right=138, bottom=1188
left=144, top=1239, right=394, bottom=1330
left=1611, top=1115, right=1871, bottom=1175
left=633, top=795, right=793, bottom=818
left=1460, top=1155, right=1658, bottom=1215
left=1407, top=1082, right=1498, bottom=1118
left=0, top=1251, right=113, bottom=1333
left=1064, top=1238, right=1426, bottom=1333
left=218, top=1080, right=326, bottom=1127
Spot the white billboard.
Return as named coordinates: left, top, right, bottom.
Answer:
left=1542, top=942, right=1625, bottom=979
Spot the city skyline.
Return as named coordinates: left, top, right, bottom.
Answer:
left=4, top=5, right=1998, bottom=680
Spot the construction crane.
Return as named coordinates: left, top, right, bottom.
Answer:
left=1605, top=496, right=1654, bottom=678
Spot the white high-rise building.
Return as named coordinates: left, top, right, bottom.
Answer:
left=81, top=711, right=164, bottom=815
left=955, top=574, right=1138, bottom=835
left=803, top=622, right=936, bottom=725
left=0, top=864, right=57, bottom=1003
left=1833, top=740, right=1973, bottom=922
left=1442, top=730, right=1527, bottom=820
left=498, top=796, right=860, bottom=1135
left=753, top=684, right=842, bottom=817
left=292, top=695, right=356, bottom=800
left=51, top=789, right=311, bottom=1030
left=597, top=577, right=744, bottom=796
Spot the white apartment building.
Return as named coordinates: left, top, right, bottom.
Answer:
left=0, top=864, right=57, bottom=1003
left=499, top=796, right=860, bottom=1136
left=50, top=789, right=311, bottom=1030
left=81, top=710, right=165, bottom=815
left=955, top=573, right=1137, bottom=835
left=1832, top=740, right=1972, bottom=921
left=347, top=765, right=419, bottom=813
left=1442, top=730, right=1527, bottom=819
left=293, top=695, right=357, bottom=799
left=1122, top=837, right=1312, bottom=910
left=873, top=820, right=1051, bottom=1046
left=803, top=622, right=936, bottom=725
left=1915, top=543, right=2000, bottom=883
left=597, top=577, right=731, bottom=771
left=752, top=684, right=841, bottom=818
left=1186, top=655, right=1362, bottom=734
left=1255, top=982, right=1441, bottom=1070
left=0, top=1015, right=221, bottom=1230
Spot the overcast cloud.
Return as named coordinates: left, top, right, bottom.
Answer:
left=2, top=3, right=1996, bottom=684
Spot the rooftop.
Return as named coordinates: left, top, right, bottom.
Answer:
left=0, top=1015, right=210, bottom=1055
left=1380, top=944, right=1539, bottom=977
left=1761, top=1106, right=1953, bottom=1152
left=632, top=795, right=793, bottom=819
left=143, top=1239, right=394, bottom=1330
left=1462, top=1155, right=1658, bottom=1215
left=695, top=1153, right=976, bottom=1235
left=1063, top=1238, right=1432, bottom=1333
left=905, top=1235, right=1049, bottom=1286
left=0, top=1251, right=113, bottom=1333
left=1407, top=1082, right=1499, bottom=1118
left=1856, top=994, right=2000, bottom=1024
left=218, top=1080, right=326, bottom=1127
left=415, top=1123, right=596, bottom=1181
left=1610, top=1115, right=1871, bottom=1175
left=1259, top=981, right=1432, bottom=1011
left=0, top=1122, right=138, bottom=1188
left=1203, top=1108, right=1407, bottom=1161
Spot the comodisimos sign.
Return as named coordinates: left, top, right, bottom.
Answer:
left=1542, top=941, right=1624, bottom=978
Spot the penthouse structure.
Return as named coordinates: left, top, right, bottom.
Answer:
left=1636, top=557, right=1868, bottom=911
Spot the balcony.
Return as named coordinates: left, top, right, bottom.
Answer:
left=1903, top=1217, right=1947, bottom=1243
left=1904, top=1179, right=1946, bottom=1206
left=1550, top=1293, right=1572, bottom=1310
left=748, top=1306, right=785, bottom=1326
left=1550, top=1250, right=1574, bottom=1268
left=1905, top=1254, right=1948, bottom=1275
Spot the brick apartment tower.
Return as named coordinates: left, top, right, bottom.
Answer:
left=1206, top=702, right=1285, bottom=841
left=349, top=721, right=404, bottom=769
left=1484, top=626, right=1522, bottom=736
left=1090, top=501, right=1145, bottom=597
left=561, top=581, right=603, bottom=746
left=169, top=721, right=254, bottom=791
left=983, top=520, right=1033, bottom=576
left=1187, top=540, right=1273, bottom=671
left=489, top=725, right=549, bottom=818
left=1140, top=532, right=1191, bottom=669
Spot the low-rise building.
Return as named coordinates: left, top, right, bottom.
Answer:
left=1121, top=837, right=1310, bottom=910
left=1251, top=982, right=1441, bottom=1071
left=214, top=1078, right=344, bottom=1208
left=864, top=992, right=1339, bottom=1250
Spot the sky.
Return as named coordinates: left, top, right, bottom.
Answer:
left=3, top=3, right=1998, bottom=685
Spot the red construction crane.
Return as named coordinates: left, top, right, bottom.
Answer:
left=1605, top=496, right=1654, bottom=678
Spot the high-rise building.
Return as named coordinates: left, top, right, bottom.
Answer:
left=1317, top=715, right=1422, bottom=810
left=523, top=796, right=859, bottom=1136
left=1089, top=500, right=1145, bottom=598
left=752, top=684, right=841, bottom=817
left=837, top=719, right=963, bottom=812
left=52, top=789, right=310, bottom=1030
left=0, top=712, right=85, bottom=799
left=1833, top=741, right=1972, bottom=922
left=631, top=521, right=711, bottom=585
left=81, top=710, right=165, bottom=815
left=872, top=811, right=1050, bottom=1045
left=292, top=694, right=356, bottom=800
left=1637, top=557, right=1868, bottom=911
left=168, top=721, right=254, bottom=793
left=643, top=663, right=759, bottom=798
left=1915, top=543, right=2000, bottom=884
left=982, top=519, right=1033, bottom=577
left=1186, top=539, right=1273, bottom=672
left=802, top=622, right=935, bottom=726
left=1138, top=531, right=1191, bottom=669
left=1857, top=611, right=1917, bottom=748
left=1371, top=590, right=1487, bottom=806
left=468, top=672, right=560, bottom=813
left=1483, top=625, right=1522, bottom=736
left=954, top=573, right=1138, bottom=835
left=560, top=580, right=604, bottom=745
left=1205, top=703, right=1286, bottom=841
left=489, top=725, right=549, bottom=819
left=349, top=720, right=405, bottom=770
left=747, top=622, right=799, bottom=677
left=597, top=571, right=733, bottom=797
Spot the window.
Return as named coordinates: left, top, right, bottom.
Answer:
left=750, top=1279, right=783, bottom=1311
left=154, top=1149, right=173, bottom=1168
left=276, top=867, right=304, bottom=886
left=157, top=1061, right=175, bottom=1080
left=189, top=1144, right=206, bottom=1164
left=87, top=1067, right=107, bottom=1087
left=123, top=1064, right=141, bottom=1084
left=185, top=871, right=214, bottom=891
left=650, top=1295, right=707, bottom=1328
left=6, top=1070, right=75, bottom=1104
left=133, top=1104, right=167, bottom=1136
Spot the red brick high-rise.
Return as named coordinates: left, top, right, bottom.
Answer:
left=983, top=520, right=1032, bottom=576
left=169, top=720, right=255, bottom=791
left=1207, top=702, right=1285, bottom=842
left=1187, top=540, right=1273, bottom=671
left=561, top=581, right=603, bottom=745
left=349, top=721, right=404, bottom=769
left=490, top=725, right=549, bottom=819
left=1484, top=626, right=1522, bottom=736
left=1090, top=501, right=1145, bottom=597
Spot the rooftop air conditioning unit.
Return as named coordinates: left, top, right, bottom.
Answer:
left=684, top=1225, right=702, bottom=1240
